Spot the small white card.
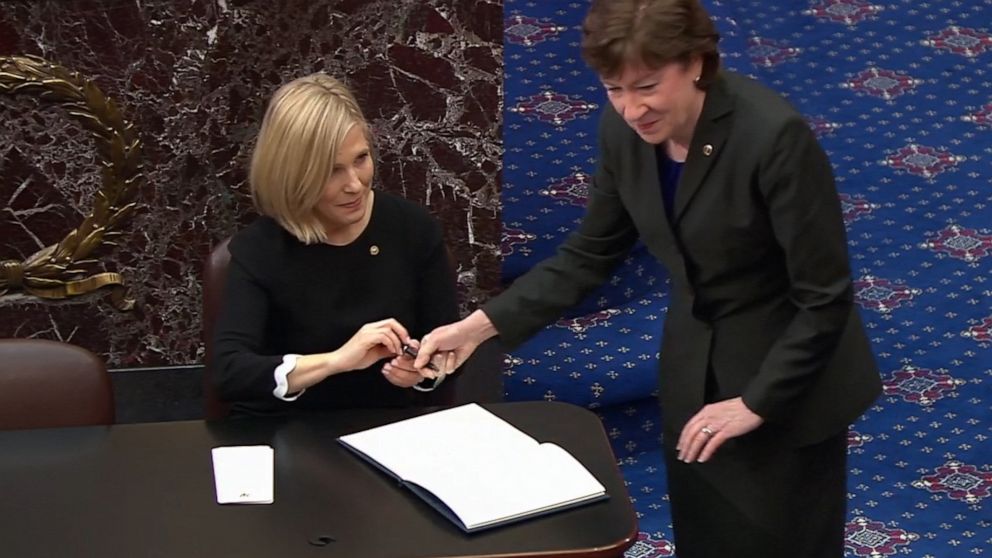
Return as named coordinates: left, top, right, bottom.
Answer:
left=210, top=445, right=274, bottom=504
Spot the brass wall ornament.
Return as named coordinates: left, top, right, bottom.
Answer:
left=0, top=55, right=141, bottom=310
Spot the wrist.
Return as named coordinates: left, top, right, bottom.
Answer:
left=323, top=351, right=347, bottom=377
left=464, top=309, right=498, bottom=345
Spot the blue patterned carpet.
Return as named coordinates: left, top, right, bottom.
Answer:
left=501, top=1, right=991, bottom=556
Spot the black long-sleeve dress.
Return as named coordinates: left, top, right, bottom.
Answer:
left=211, top=191, right=459, bottom=417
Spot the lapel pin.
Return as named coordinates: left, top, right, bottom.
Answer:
left=702, top=144, right=713, bottom=156
left=369, top=245, right=380, bottom=256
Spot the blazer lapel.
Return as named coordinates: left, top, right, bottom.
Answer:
left=633, top=140, right=677, bottom=236
left=673, top=73, right=735, bottom=225
left=627, top=136, right=693, bottom=286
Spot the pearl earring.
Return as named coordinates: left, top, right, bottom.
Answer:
left=693, top=75, right=701, bottom=83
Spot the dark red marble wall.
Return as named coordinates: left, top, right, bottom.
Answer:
left=0, top=0, right=502, bottom=367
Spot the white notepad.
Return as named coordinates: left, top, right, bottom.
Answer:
left=210, top=445, right=274, bottom=504
left=337, top=403, right=607, bottom=532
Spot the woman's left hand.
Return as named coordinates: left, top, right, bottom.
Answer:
left=381, top=351, right=425, bottom=388
left=676, top=397, right=764, bottom=463
left=381, top=340, right=455, bottom=388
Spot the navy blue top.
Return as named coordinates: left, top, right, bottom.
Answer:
left=656, top=146, right=684, bottom=222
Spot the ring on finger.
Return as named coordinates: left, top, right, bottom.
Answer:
left=700, top=426, right=715, bottom=437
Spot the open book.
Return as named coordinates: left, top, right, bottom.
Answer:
left=337, top=403, right=608, bottom=533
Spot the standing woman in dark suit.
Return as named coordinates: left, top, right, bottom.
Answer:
left=415, top=1, right=882, bottom=556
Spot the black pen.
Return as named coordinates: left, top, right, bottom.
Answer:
left=401, top=344, right=440, bottom=372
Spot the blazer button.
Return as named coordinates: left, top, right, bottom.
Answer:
left=702, top=144, right=713, bottom=156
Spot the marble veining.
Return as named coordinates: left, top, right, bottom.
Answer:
left=0, top=0, right=502, bottom=366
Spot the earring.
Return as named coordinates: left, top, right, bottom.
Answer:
left=693, top=75, right=701, bottom=83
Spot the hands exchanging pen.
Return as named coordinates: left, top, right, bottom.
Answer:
left=343, top=310, right=498, bottom=390
left=331, top=319, right=439, bottom=388
left=278, top=319, right=462, bottom=396
left=411, top=309, right=498, bottom=376
left=382, top=340, right=455, bottom=390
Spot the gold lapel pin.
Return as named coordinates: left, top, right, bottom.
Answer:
left=702, top=144, right=714, bottom=156
left=369, top=245, right=380, bottom=256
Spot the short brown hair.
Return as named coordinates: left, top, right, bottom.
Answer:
left=250, top=73, right=370, bottom=244
left=581, top=0, right=721, bottom=88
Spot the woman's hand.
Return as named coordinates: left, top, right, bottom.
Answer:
left=284, top=319, right=410, bottom=395
left=382, top=339, right=428, bottom=388
left=383, top=339, right=457, bottom=388
left=676, top=397, right=765, bottom=463
left=330, top=319, right=410, bottom=373
left=413, top=310, right=497, bottom=377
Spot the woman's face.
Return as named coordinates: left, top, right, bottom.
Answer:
left=601, top=57, right=705, bottom=145
left=315, top=125, right=374, bottom=236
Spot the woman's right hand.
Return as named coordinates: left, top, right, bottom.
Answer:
left=413, top=309, right=497, bottom=376
left=330, top=318, right=410, bottom=372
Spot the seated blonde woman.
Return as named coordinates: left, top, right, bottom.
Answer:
left=212, top=73, right=457, bottom=417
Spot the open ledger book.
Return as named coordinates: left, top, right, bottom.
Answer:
left=337, top=403, right=607, bottom=533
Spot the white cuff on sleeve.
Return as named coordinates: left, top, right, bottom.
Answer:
left=272, top=354, right=304, bottom=401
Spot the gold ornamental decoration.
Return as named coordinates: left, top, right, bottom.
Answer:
left=0, top=55, right=141, bottom=310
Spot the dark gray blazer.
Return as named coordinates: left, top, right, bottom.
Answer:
left=485, top=71, right=881, bottom=447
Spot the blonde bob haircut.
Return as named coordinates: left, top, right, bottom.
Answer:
left=250, top=73, right=371, bottom=245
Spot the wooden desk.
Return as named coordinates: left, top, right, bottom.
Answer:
left=0, top=401, right=637, bottom=557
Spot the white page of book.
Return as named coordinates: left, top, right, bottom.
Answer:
left=338, top=404, right=605, bottom=529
